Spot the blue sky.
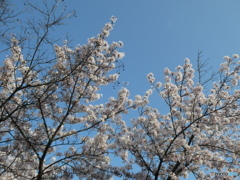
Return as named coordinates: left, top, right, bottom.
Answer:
left=58, top=0, right=240, bottom=98
left=12, top=0, right=240, bottom=98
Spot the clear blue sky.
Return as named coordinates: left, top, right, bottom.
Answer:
left=11, top=0, right=240, bottom=179
left=12, top=0, right=240, bottom=98
left=58, top=0, right=240, bottom=97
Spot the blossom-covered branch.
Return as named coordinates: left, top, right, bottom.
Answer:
left=111, top=55, right=240, bottom=180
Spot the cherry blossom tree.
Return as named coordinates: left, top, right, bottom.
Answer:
left=0, top=21, right=127, bottom=180
left=0, top=1, right=130, bottom=179
left=110, top=53, right=240, bottom=180
left=1, top=1, right=240, bottom=180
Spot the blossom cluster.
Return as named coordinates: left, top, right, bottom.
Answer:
left=0, top=17, right=128, bottom=180
left=110, top=56, right=240, bottom=179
